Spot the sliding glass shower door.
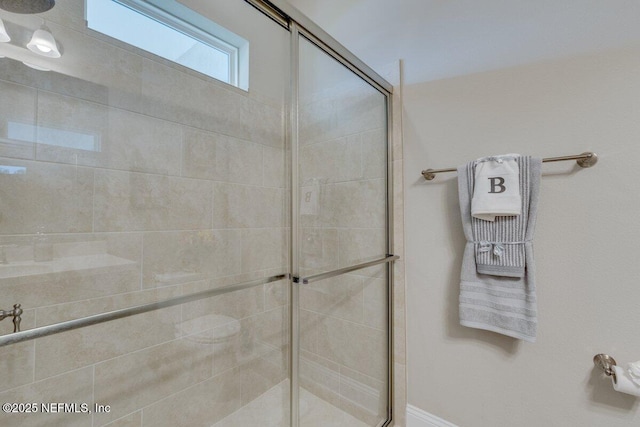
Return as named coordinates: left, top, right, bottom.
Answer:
left=0, top=1, right=393, bottom=426
left=293, top=34, right=391, bottom=427
left=0, top=1, right=291, bottom=426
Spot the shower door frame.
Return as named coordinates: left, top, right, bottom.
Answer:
left=0, top=1, right=396, bottom=425
left=244, top=2, right=396, bottom=426
left=290, top=30, right=395, bottom=427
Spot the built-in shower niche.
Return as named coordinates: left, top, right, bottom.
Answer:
left=0, top=234, right=140, bottom=323
left=0, top=238, right=136, bottom=282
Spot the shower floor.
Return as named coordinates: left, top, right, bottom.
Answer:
left=211, top=380, right=370, bottom=427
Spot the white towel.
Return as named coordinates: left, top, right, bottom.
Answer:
left=472, top=154, right=521, bottom=222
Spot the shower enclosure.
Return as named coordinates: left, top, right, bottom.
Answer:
left=0, top=1, right=395, bottom=426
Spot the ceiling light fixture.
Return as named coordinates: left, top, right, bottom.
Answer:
left=0, top=0, right=55, bottom=14
left=0, top=18, right=10, bottom=42
left=27, top=24, right=60, bottom=58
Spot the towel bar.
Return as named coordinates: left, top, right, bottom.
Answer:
left=421, top=151, right=598, bottom=180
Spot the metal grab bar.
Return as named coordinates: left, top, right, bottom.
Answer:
left=0, top=274, right=287, bottom=348
left=294, top=255, right=399, bottom=285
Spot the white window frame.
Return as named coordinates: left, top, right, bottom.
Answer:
left=86, top=0, right=249, bottom=90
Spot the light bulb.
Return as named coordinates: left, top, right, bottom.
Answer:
left=27, top=25, right=60, bottom=58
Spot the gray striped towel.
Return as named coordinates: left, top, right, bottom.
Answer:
left=473, top=156, right=534, bottom=277
left=457, top=156, right=542, bottom=342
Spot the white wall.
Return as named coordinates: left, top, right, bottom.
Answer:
left=404, top=46, right=640, bottom=426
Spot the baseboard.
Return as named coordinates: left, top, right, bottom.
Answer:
left=406, top=405, right=458, bottom=427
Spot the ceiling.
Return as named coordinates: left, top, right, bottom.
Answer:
left=287, top=0, right=640, bottom=85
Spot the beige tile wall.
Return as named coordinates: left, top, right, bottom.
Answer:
left=0, top=1, right=289, bottom=426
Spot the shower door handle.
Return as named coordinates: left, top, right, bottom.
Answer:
left=293, top=255, right=398, bottom=285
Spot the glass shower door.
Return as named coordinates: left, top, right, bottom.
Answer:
left=295, top=35, right=391, bottom=427
left=0, top=1, right=291, bottom=426
left=0, top=1, right=393, bottom=425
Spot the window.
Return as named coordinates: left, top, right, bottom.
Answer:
left=86, top=0, right=249, bottom=90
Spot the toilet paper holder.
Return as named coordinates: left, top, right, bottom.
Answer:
left=594, top=354, right=618, bottom=383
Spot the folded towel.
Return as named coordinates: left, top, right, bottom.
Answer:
left=457, top=156, right=542, bottom=342
left=472, top=154, right=521, bottom=222
left=472, top=156, right=536, bottom=278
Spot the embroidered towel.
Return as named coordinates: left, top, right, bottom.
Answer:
left=457, top=156, right=542, bottom=342
left=472, top=155, right=536, bottom=278
left=471, top=154, right=521, bottom=222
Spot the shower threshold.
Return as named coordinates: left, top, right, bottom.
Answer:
left=211, top=380, right=370, bottom=427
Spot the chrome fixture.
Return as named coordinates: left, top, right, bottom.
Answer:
left=0, top=304, right=23, bottom=333
left=594, top=353, right=618, bottom=382
left=0, top=0, right=55, bottom=14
